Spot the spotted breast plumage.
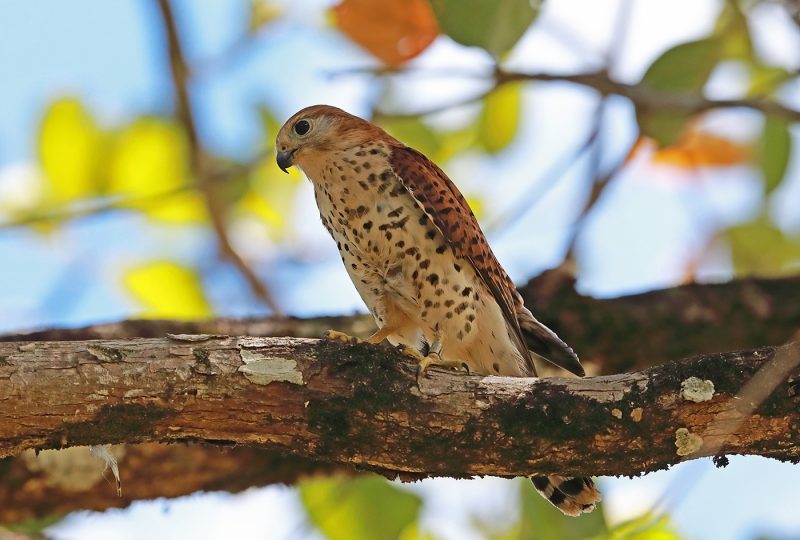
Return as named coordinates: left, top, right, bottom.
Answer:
left=275, top=104, right=601, bottom=516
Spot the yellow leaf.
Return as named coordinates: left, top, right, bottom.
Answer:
left=38, top=98, right=103, bottom=202
left=333, top=0, right=439, bottom=66
left=109, top=118, right=188, bottom=195
left=108, top=118, right=205, bottom=223
left=465, top=195, right=485, bottom=221
left=123, top=261, right=212, bottom=320
left=145, top=190, right=207, bottom=223
left=239, top=161, right=302, bottom=237
left=480, top=83, right=522, bottom=153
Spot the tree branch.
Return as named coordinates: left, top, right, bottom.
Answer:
left=1, top=336, right=799, bottom=481
left=5, top=273, right=799, bottom=375
left=368, top=68, right=800, bottom=122
left=154, top=0, right=281, bottom=314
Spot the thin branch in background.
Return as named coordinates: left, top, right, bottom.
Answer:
left=154, top=0, right=281, bottom=315
left=559, top=100, right=615, bottom=265
left=0, top=185, right=192, bottom=230
left=486, top=122, right=601, bottom=237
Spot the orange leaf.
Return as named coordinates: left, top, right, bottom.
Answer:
left=333, top=0, right=439, bottom=66
left=628, top=128, right=752, bottom=169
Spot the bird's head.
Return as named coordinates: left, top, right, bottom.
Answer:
left=275, top=105, right=388, bottom=174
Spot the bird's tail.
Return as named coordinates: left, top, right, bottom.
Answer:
left=531, top=475, right=601, bottom=516
left=516, top=306, right=585, bottom=377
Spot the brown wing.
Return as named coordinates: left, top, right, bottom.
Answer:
left=388, top=145, right=536, bottom=375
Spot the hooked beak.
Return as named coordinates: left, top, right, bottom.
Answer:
left=276, top=149, right=295, bottom=173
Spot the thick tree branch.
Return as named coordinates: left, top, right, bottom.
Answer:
left=1, top=336, right=799, bottom=484
left=0, top=443, right=343, bottom=524
left=5, top=273, right=799, bottom=375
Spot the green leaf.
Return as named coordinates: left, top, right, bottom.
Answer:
left=637, top=39, right=721, bottom=146
left=300, top=475, right=422, bottom=540
left=758, top=116, right=792, bottom=193
left=379, top=116, right=442, bottom=158
left=714, top=1, right=752, bottom=61
left=747, top=64, right=793, bottom=97
left=726, top=218, right=800, bottom=277
left=479, top=82, right=523, bottom=153
left=38, top=98, right=104, bottom=202
left=641, top=39, right=721, bottom=93
left=258, top=104, right=283, bottom=144
left=517, top=479, right=608, bottom=540
left=430, top=0, right=540, bottom=57
left=123, top=261, right=212, bottom=320
left=597, top=513, right=683, bottom=540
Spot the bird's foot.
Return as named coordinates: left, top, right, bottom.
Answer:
left=322, top=329, right=363, bottom=345
left=398, top=335, right=468, bottom=387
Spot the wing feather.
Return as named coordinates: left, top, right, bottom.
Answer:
left=388, top=145, right=536, bottom=375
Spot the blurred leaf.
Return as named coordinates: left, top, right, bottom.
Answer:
left=300, top=475, right=422, bottom=540
left=637, top=39, right=721, bottom=146
left=714, top=1, right=752, bottom=61
left=436, top=123, right=479, bottom=163
left=641, top=39, right=720, bottom=92
left=517, top=479, right=608, bottom=540
left=649, top=128, right=751, bottom=168
left=379, top=116, right=442, bottom=158
left=465, top=195, right=486, bottom=220
left=38, top=98, right=104, bottom=202
left=333, top=0, right=439, bottom=66
left=123, top=261, right=212, bottom=320
left=597, top=513, right=683, bottom=540
left=398, top=522, right=438, bottom=540
left=248, top=0, right=282, bottom=33
left=726, top=218, right=800, bottom=277
left=757, top=116, right=792, bottom=194
left=6, top=515, right=62, bottom=535
left=108, top=117, right=205, bottom=223
left=747, top=64, right=793, bottom=97
left=241, top=160, right=302, bottom=237
left=431, top=0, right=540, bottom=57
left=479, top=83, right=523, bottom=153
left=108, top=118, right=189, bottom=196
left=258, top=105, right=282, bottom=144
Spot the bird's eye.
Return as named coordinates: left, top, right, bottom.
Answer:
left=293, top=120, right=311, bottom=136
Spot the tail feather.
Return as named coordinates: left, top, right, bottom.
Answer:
left=517, top=308, right=584, bottom=377
left=531, top=475, right=601, bottom=516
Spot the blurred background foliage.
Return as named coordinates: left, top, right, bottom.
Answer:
left=1, top=0, right=799, bottom=538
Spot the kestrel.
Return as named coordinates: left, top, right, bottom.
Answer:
left=276, top=105, right=600, bottom=515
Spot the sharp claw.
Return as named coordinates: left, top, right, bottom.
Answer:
left=323, top=330, right=361, bottom=345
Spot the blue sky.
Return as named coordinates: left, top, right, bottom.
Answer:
left=1, top=1, right=800, bottom=539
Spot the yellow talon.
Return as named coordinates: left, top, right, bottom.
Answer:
left=323, top=329, right=362, bottom=345
left=398, top=339, right=468, bottom=387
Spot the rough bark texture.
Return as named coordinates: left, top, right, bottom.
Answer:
left=1, top=337, right=799, bottom=480
left=5, top=273, right=798, bottom=375
left=0, top=443, right=343, bottom=524
left=1, top=274, right=799, bottom=523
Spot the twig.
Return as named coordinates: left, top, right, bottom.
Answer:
left=0, top=186, right=192, bottom=229
left=341, top=66, right=800, bottom=122
left=486, top=121, right=601, bottom=236
left=154, top=0, right=281, bottom=314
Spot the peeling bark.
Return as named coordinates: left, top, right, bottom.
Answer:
left=5, top=273, right=798, bottom=375
left=1, top=336, right=798, bottom=487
